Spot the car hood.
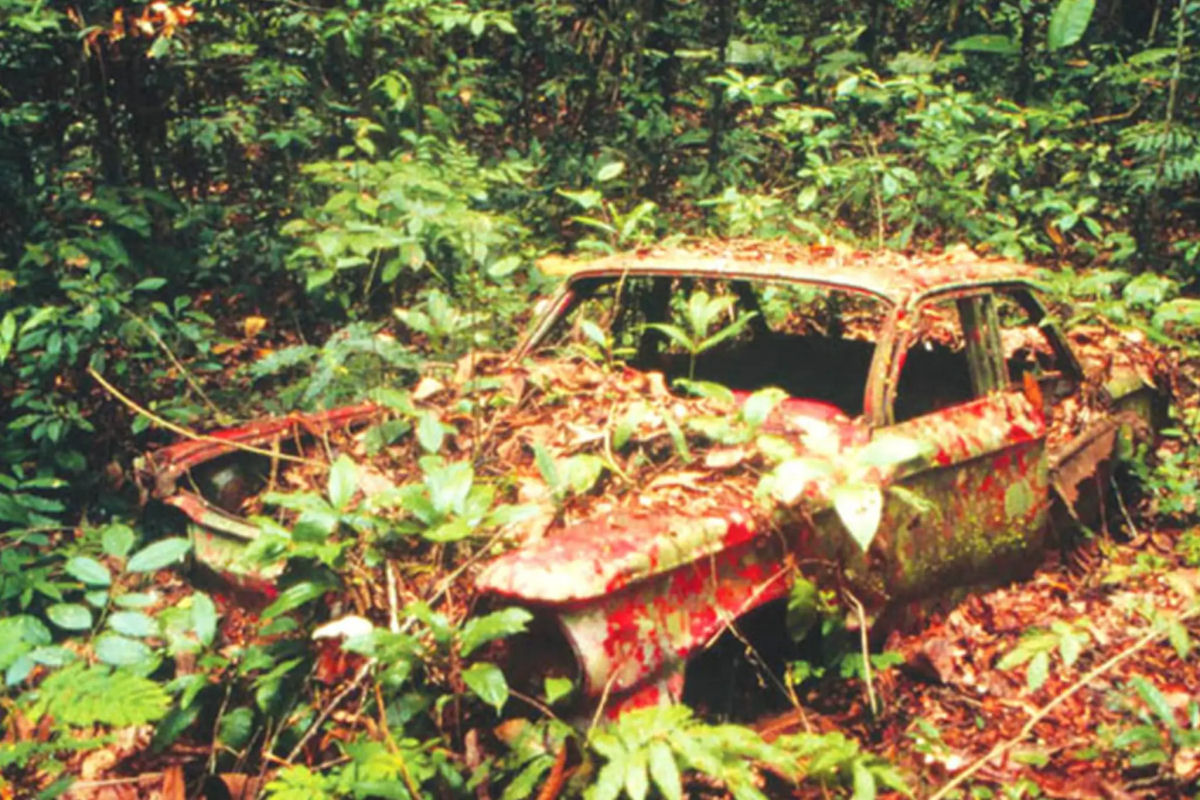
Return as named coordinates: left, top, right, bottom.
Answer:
left=477, top=396, right=869, bottom=604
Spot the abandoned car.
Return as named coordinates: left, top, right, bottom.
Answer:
left=141, top=242, right=1162, bottom=712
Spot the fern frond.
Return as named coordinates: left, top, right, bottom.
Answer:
left=28, top=663, right=170, bottom=728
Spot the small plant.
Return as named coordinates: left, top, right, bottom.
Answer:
left=643, top=289, right=758, bottom=380
left=586, top=704, right=806, bottom=800
left=996, top=620, right=1092, bottom=691
left=1101, top=676, right=1200, bottom=777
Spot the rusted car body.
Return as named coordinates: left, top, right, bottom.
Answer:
left=141, top=244, right=1160, bottom=712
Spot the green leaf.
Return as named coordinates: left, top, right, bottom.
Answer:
left=462, top=661, right=509, bottom=712
left=416, top=410, right=445, bottom=453
left=1026, top=650, right=1050, bottom=691
left=1132, top=676, right=1178, bottom=730
left=459, top=607, right=533, bottom=657
left=951, top=34, right=1019, bottom=55
left=589, top=758, right=626, bottom=800
left=858, top=435, right=929, bottom=468
left=532, top=443, right=559, bottom=489
left=786, top=576, right=821, bottom=642
left=740, top=387, right=787, bottom=429
left=218, top=706, right=255, bottom=750
left=108, top=611, right=158, bottom=638
left=126, top=538, right=192, bottom=572
left=327, top=454, right=358, bottom=511
left=95, top=633, right=154, bottom=667
left=544, top=676, right=574, bottom=705
left=560, top=454, right=605, bottom=496
left=47, top=603, right=93, bottom=631
left=487, top=255, right=522, bottom=279
left=648, top=740, right=682, bottom=800
left=134, top=277, right=167, bottom=292
left=65, top=556, right=111, bottom=587
left=596, top=161, right=626, bottom=182
left=1167, top=619, right=1191, bottom=660
left=1047, top=0, right=1095, bottom=50
left=192, top=593, right=218, bottom=647
left=1058, top=629, right=1083, bottom=669
left=263, top=581, right=331, bottom=620
left=765, top=458, right=832, bottom=505
left=832, top=483, right=884, bottom=552
left=624, top=748, right=650, bottom=800
left=427, top=461, right=474, bottom=517
left=851, top=759, right=877, bottom=800
left=101, top=524, right=136, bottom=558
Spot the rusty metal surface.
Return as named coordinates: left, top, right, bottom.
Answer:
left=140, top=402, right=381, bottom=497
left=535, top=240, right=1035, bottom=305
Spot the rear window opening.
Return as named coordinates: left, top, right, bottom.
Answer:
left=530, top=276, right=889, bottom=419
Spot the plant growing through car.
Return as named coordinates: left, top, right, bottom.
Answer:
left=642, top=289, right=758, bottom=380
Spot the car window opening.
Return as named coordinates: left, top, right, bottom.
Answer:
left=539, top=275, right=888, bottom=419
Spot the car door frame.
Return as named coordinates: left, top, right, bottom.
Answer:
left=862, top=283, right=1053, bottom=602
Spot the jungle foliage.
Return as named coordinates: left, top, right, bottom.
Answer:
left=2, top=0, right=1200, bottom=796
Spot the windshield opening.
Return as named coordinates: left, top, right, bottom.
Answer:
left=529, top=275, right=889, bottom=418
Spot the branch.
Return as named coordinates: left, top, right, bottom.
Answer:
left=928, top=609, right=1197, bottom=800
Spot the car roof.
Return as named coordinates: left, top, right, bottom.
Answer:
left=538, top=240, right=1037, bottom=305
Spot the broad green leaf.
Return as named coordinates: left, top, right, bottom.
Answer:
left=192, top=593, right=218, bottom=647
left=108, top=611, right=158, bottom=638
left=858, top=435, right=929, bottom=467
left=263, top=581, right=331, bottom=619
left=1047, top=0, right=1095, bottom=50
left=427, top=461, right=474, bottom=517
left=101, top=523, right=136, bottom=559
left=327, top=454, right=358, bottom=511
left=134, top=277, right=167, bottom=292
left=47, top=603, right=93, bottom=631
left=556, top=188, right=603, bottom=211
left=95, top=633, right=155, bottom=666
left=851, top=759, right=877, bottom=800
left=740, top=387, right=787, bottom=429
left=423, top=518, right=473, bottom=542
left=951, top=34, right=1019, bottom=55
left=218, top=706, right=255, bottom=750
left=65, top=556, right=111, bottom=587
left=648, top=740, right=682, bottom=800
left=462, top=661, right=509, bottom=712
left=544, top=676, right=574, bottom=705
left=1058, top=629, right=1083, bottom=669
left=115, top=592, right=160, bottom=609
left=832, top=483, right=884, bottom=551
left=460, top=607, right=533, bottom=657
left=766, top=458, right=833, bottom=505
left=416, top=409, right=445, bottom=453
left=671, top=379, right=735, bottom=403
left=596, top=161, right=626, bottom=182
left=561, top=454, right=605, bottom=496
left=126, top=538, right=192, bottom=572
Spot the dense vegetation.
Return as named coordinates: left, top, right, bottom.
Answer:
left=3, top=0, right=1200, bottom=796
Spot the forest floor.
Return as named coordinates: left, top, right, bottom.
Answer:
left=761, top=527, right=1200, bottom=799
